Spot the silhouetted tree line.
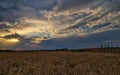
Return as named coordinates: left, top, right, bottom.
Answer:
left=100, top=42, right=120, bottom=49
left=0, top=50, right=15, bottom=52
left=98, top=42, right=120, bottom=53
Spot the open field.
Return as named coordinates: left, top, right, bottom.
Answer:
left=0, top=48, right=120, bottom=75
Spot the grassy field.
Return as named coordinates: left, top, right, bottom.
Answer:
left=0, top=49, right=120, bottom=75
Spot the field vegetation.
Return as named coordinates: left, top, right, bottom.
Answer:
left=0, top=48, right=120, bottom=75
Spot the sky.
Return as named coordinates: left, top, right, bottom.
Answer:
left=0, top=0, right=120, bottom=50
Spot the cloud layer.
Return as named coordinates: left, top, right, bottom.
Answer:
left=0, top=0, right=120, bottom=50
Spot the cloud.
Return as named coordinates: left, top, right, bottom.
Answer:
left=40, top=29, right=120, bottom=49
left=0, top=0, right=120, bottom=50
left=53, top=0, right=96, bottom=11
left=0, top=34, right=43, bottom=50
left=0, top=24, right=8, bottom=29
left=4, top=33, right=23, bottom=39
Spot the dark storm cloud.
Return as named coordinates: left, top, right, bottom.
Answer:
left=0, top=37, right=39, bottom=50
left=61, top=22, right=87, bottom=32
left=92, top=22, right=111, bottom=30
left=0, top=0, right=22, bottom=22
left=14, top=38, right=41, bottom=50
left=0, top=24, right=8, bottom=29
left=54, top=0, right=96, bottom=11
left=4, top=33, right=23, bottom=39
left=40, top=29, right=120, bottom=49
left=0, top=34, right=40, bottom=50
left=0, top=0, right=56, bottom=22
left=0, top=24, right=11, bottom=33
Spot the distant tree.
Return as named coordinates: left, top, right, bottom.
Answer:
left=110, top=42, right=113, bottom=48
left=107, top=44, right=110, bottom=48
left=103, top=44, right=105, bottom=48
left=100, top=44, right=103, bottom=49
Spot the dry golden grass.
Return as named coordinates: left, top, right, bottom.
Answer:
left=0, top=50, right=120, bottom=75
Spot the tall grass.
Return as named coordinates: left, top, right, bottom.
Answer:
left=0, top=49, right=120, bottom=75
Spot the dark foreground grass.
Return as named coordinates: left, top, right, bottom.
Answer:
left=0, top=49, right=120, bottom=75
